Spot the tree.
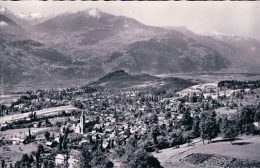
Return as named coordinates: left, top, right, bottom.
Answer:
left=181, top=108, right=193, bottom=131
left=200, top=111, right=218, bottom=144
left=1, top=160, right=5, bottom=168
left=189, top=92, right=197, bottom=103
left=192, top=116, right=200, bottom=138
left=58, top=134, right=64, bottom=151
left=28, top=128, right=32, bottom=141
left=171, top=129, right=183, bottom=148
left=254, top=110, right=260, bottom=122
left=183, top=130, right=195, bottom=146
left=37, top=121, right=42, bottom=128
left=143, top=141, right=156, bottom=152
left=79, top=147, right=92, bottom=168
left=164, top=111, right=171, bottom=120
left=220, top=116, right=229, bottom=136
left=150, top=114, right=158, bottom=124
left=44, top=131, right=50, bottom=141
left=45, top=118, right=51, bottom=127
left=223, top=122, right=239, bottom=144
left=63, top=134, right=68, bottom=150
left=35, top=152, right=41, bottom=168
left=90, top=151, right=113, bottom=168
left=123, top=149, right=162, bottom=168
left=37, top=144, right=44, bottom=154
left=157, top=136, right=170, bottom=149
left=43, top=160, right=54, bottom=168
left=28, top=112, right=34, bottom=120
left=238, top=106, right=255, bottom=134
left=20, top=154, right=32, bottom=168
left=151, top=126, right=160, bottom=145
left=220, top=115, right=239, bottom=144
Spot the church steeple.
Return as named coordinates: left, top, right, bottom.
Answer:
left=80, top=111, right=85, bottom=134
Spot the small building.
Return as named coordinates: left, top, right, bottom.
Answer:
left=0, top=123, right=8, bottom=130
left=46, top=141, right=57, bottom=148
left=177, top=114, right=183, bottom=120
left=68, top=155, right=80, bottom=168
left=79, top=139, right=89, bottom=146
left=254, top=122, right=260, bottom=128
left=55, top=136, right=60, bottom=143
left=102, top=140, right=109, bottom=149
left=55, top=154, right=67, bottom=166
left=11, top=137, right=26, bottom=145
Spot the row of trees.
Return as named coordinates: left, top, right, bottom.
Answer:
left=218, top=80, right=260, bottom=90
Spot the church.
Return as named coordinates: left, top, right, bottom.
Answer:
left=75, top=112, right=85, bottom=134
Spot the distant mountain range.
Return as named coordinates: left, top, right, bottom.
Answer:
left=0, top=7, right=259, bottom=88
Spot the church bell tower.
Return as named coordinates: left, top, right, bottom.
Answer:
left=80, top=111, right=85, bottom=134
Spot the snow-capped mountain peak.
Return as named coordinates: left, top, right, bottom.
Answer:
left=17, top=12, right=45, bottom=21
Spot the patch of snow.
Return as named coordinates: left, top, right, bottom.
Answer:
left=85, top=8, right=101, bottom=18
left=0, top=21, right=8, bottom=26
left=0, top=6, right=6, bottom=13
left=196, top=30, right=236, bottom=38
left=209, top=31, right=234, bottom=36
left=17, top=12, right=45, bottom=20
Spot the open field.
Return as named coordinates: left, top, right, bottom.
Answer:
left=157, top=72, right=260, bottom=83
left=0, top=94, right=25, bottom=106
left=0, top=143, right=37, bottom=165
left=153, top=136, right=260, bottom=168
left=0, top=105, right=79, bottom=124
left=0, top=127, right=50, bottom=139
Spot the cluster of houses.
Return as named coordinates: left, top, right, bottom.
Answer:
left=55, top=150, right=82, bottom=168
left=1, top=82, right=259, bottom=167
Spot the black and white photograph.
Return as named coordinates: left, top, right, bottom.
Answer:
left=0, top=1, right=260, bottom=168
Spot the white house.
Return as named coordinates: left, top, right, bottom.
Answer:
left=11, top=137, right=25, bottom=145
left=55, top=154, right=67, bottom=166
left=254, top=122, right=260, bottom=128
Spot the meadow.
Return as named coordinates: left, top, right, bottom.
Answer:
left=153, top=136, right=260, bottom=168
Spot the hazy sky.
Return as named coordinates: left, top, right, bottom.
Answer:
left=1, top=1, right=260, bottom=38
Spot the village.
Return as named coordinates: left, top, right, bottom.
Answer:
left=0, top=80, right=260, bottom=168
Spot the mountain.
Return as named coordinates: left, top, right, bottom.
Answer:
left=0, top=7, right=259, bottom=89
left=32, top=9, right=229, bottom=75
left=0, top=30, right=104, bottom=87
left=35, top=8, right=145, bottom=33
left=114, top=38, right=228, bottom=74
left=0, top=6, right=30, bottom=31
left=89, top=70, right=195, bottom=90
left=171, top=26, right=260, bottom=73
left=16, top=12, right=49, bottom=25
left=0, top=13, right=105, bottom=89
left=0, top=14, right=27, bottom=35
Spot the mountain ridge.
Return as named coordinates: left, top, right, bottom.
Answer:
left=88, top=70, right=195, bottom=90
left=0, top=7, right=259, bottom=89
